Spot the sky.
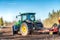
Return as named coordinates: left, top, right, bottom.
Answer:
left=0, top=0, right=60, bottom=22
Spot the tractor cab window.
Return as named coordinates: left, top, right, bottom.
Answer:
left=30, top=15, right=35, bottom=21
left=27, top=15, right=35, bottom=21
left=22, top=15, right=26, bottom=21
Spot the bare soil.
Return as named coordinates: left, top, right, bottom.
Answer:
left=0, top=26, right=60, bottom=40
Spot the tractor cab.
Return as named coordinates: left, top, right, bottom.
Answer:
left=20, top=13, right=35, bottom=22
left=16, top=13, right=35, bottom=23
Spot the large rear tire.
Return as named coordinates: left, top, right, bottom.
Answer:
left=20, top=23, right=29, bottom=36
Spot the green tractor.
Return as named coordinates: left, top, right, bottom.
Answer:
left=12, top=13, right=43, bottom=36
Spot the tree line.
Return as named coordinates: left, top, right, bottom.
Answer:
left=44, top=10, right=60, bottom=28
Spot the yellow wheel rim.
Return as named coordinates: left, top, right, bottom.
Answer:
left=21, top=24, right=27, bottom=33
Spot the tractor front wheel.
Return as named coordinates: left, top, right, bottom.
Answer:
left=20, top=23, right=29, bottom=36
left=12, top=25, right=18, bottom=35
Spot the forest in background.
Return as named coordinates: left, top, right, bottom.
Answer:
left=43, top=10, right=60, bottom=28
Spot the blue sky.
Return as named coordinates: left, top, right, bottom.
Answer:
left=0, top=0, right=60, bottom=22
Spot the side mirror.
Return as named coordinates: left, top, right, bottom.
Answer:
left=16, top=15, right=21, bottom=18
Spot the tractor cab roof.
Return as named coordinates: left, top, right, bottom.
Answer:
left=20, top=13, right=35, bottom=16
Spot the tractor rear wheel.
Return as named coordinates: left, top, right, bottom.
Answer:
left=20, top=23, right=29, bottom=36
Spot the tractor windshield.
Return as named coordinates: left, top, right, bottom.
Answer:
left=22, top=15, right=26, bottom=21
left=30, top=15, right=35, bottom=21
left=22, top=15, right=35, bottom=21
left=21, top=13, right=35, bottom=21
